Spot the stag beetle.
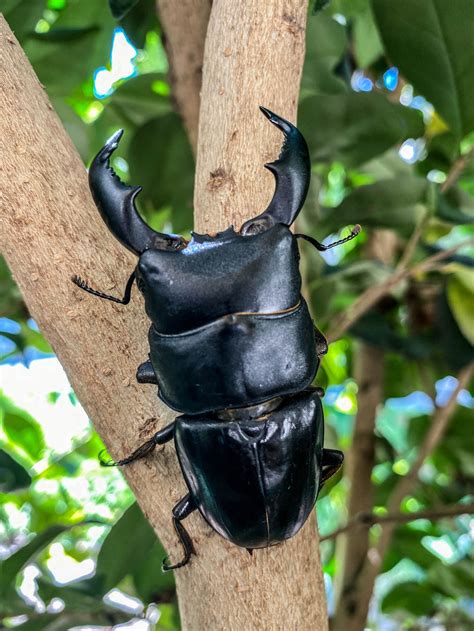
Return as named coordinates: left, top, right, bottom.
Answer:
left=73, top=107, right=360, bottom=570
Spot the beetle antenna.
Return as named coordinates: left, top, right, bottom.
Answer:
left=295, top=224, right=361, bottom=252
left=71, top=271, right=136, bottom=305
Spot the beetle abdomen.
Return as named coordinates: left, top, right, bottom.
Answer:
left=149, top=300, right=318, bottom=415
left=174, top=389, right=324, bottom=548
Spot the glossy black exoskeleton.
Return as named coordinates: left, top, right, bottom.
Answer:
left=73, top=107, right=360, bottom=569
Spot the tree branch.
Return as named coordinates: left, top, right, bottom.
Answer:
left=395, top=148, right=473, bottom=272
left=440, top=146, right=474, bottom=193
left=326, top=238, right=474, bottom=343
left=376, top=362, right=473, bottom=551
left=156, top=0, right=211, bottom=154
left=0, top=5, right=319, bottom=630
left=331, top=231, right=396, bottom=629
left=335, top=362, right=473, bottom=631
left=320, top=503, right=474, bottom=542
left=177, top=3, right=324, bottom=629
left=326, top=140, right=474, bottom=346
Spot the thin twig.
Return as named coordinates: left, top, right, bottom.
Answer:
left=440, top=147, right=474, bottom=194
left=396, top=150, right=473, bottom=273
left=378, top=362, right=473, bottom=533
left=326, top=145, right=474, bottom=345
left=395, top=211, right=429, bottom=272
left=338, top=363, right=473, bottom=627
left=320, top=502, right=474, bottom=542
left=326, top=238, right=474, bottom=343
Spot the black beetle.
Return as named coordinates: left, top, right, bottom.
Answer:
left=73, top=107, right=360, bottom=569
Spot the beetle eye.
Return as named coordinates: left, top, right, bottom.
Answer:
left=240, top=217, right=274, bottom=236
left=136, top=277, right=145, bottom=293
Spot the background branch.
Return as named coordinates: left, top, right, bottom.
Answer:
left=331, top=230, right=396, bottom=629
left=335, top=362, right=473, bottom=631
left=156, top=0, right=211, bottom=154
left=326, top=238, right=474, bottom=344
left=321, top=503, right=474, bottom=542
left=440, top=147, right=474, bottom=193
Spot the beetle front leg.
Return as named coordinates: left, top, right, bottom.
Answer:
left=71, top=270, right=136, bottom=305
left=163, top=493, right=197, bottom=571
left=321, top=448, right=344, bottom=484
left=100, top=420, right=175, bottom=466
left=136, top=359, right=158, bottom=384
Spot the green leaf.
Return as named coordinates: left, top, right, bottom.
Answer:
left=133, top=539, right=175, bottom=603
left=0, top=449, right=32, bottom=492
left=382, top=581, right=435, bottom=616
left=436, top=187, right=474, bottom=225
left=0, top=526, right=67, bottom=601
left=351, top=313, right=432, bottom=359
left=128, top=114, right=194, bottom=233
left=94, top=502, right=158, bottom=593
left=51, top=99, right=91, bottom=161
left=436, top=291, right=474, bottom=371
left=119, top=0, right=159, bottom=48
left=351, top=3, right=384, bottom=68
left=107, top=73, right=171, bottom=127
left=447, top=269, right=474, bottom=345
left=37, top=579, right=107, bottom=612
left=308, top=260, right=393, bottom=321
left=0, top=392, right=45, bottom=465
left=11, top=611, right=129, bottom=630
left=302, top=14, right=348, bottom=95
left=109, top=0, right=139, bottom=20
left=329, top=0, right=384, bottom=67
left=299, top=92, right=425, bottom=167
left=321, top=177, right=427, bottom=234
left=372, top=0, right=474, bottom=139
left=29, top=26, right=100, bottom=42
left=0, top=257, right=26, bottom=321
left=24, top=3, right=114, bottom=97
left=427, top=559, right=474, bottom=598
left=2, top=0, right=45, bottom=43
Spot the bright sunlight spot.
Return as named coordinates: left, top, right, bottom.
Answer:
left=93, top=28, right=137, bottom=98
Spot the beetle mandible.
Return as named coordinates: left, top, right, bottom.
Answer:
left=73, top=107, right=360, bottom=570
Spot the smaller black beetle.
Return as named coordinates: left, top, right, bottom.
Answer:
left=73, top=107, right=360, bottom=569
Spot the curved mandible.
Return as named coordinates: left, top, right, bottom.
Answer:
left=88, top=130, right=186, bottom=255
left=240, top=107, right=311, bottom=235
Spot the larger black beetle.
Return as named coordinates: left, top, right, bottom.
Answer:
left=73, top=107, right=359, bottom=570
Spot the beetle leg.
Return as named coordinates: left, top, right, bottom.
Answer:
left=99, top=421, right=175, bottom=466
left=313, top=323, right=328, bottom=357
left=295, top=225, right=361, bottom=251
left=163, top=493, right=197, bottom=571
left=71, top=270, right=136, bottom=305
left=136, top=359, right=158, bottom=384
left=321, top=448, right=344, bottom=485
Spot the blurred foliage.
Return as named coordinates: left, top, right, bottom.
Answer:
left=1, top=0, right=473, bottom=629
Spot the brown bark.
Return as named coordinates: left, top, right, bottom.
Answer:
left=351, top=362, right=474, bottom=628
left=331, top=343, right=383, bottom=627
left=332, top=231, right=396, bottom=630
left=156, top=0, right=212, bottom=154
left=194, top=1, right=308, bottom=233
left=1, top=3, right=328, bottom=629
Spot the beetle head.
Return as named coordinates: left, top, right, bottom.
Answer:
left=88, top=108, right=310, bottom=256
